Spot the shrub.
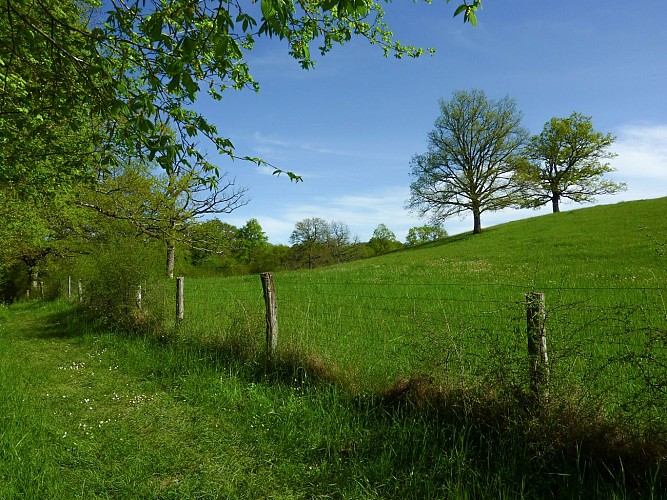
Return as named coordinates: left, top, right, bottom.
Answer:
left=77, top=238, right=169, bottom=333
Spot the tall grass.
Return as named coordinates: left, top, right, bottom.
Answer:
left=2, top=300, right=664, bottom=498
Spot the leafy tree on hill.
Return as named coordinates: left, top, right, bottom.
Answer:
left=405, top=224, right=448, bottom=245
left=326, top=220, right=354, bottom=263
left=514, top=113, right=626, bottom=213
left=368, top=223, right=402, bottom=255
left=236, top=219, right=270, bottom=264
left=407, top=90, right=528, bottom=235
left=186, top=219, right=239, bottom=267
left=289, top=218, right=357, bottom=268
left=290, top=218, right=330, bottom=269
left=186, top=218, right=277, bottom=274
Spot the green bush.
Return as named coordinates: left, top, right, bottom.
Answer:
left=76, top=239, right=170, bottom=333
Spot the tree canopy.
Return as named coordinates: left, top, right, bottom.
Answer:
left=368, top=223, right=401, bottom=254
left=407, top=89, right=528, bottom=234
left=515, top=113, right=626, bottom=213
left=0, top=0, right=98, bottom=198
left=1, top=0, right=482, bottom=198
left=1, top=0, right=483, bottom=297
left=405, top=223, right=448, bottom=245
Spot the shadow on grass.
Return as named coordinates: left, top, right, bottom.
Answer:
left=171, top=333, right=667, bottom=496
left=371, top=376, right=667, bottom=496
left=2, top=300, right=100, bottom=341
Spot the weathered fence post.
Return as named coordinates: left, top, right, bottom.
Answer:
left=176, top=277, right=184, bottom=322
left=526, top=292, right=549, bottom=403
left=77, top=279, right=83, bottom=303
left=68, top=276, right=72, bottom=300
left=39, top=281, right=44, bottom=299
left=136, top=285, right=142, bottom=310
left=261, top=272, right=278, bottom=362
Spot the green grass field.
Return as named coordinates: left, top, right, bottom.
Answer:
left=2, top=198, right=666, bottom=498
left=180, top=199, right=667, bottom=412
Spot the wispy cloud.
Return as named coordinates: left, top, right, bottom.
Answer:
left=244, top=186, right=421, bottom=244
left=232, top=123, right=667, bottom=246
left=252, top=131, right=369, bottom=158
left=609, top=123, right=667, bottom=200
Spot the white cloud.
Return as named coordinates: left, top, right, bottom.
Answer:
left=249, top=186, right=422, bottom=244
left=251, top=131, right=377, bottom=159
left=610, top=123, right=667, bottom=199
left=233, top=123, right=667, bottom=246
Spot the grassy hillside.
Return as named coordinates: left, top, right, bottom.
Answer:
left=338, top=196, right=666, bottom=285
left=181, top=198, right=667, bottom=402
left=1, top=198, right=666, bottom=498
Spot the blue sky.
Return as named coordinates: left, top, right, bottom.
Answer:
left=200, top=1, right=667, bottom=245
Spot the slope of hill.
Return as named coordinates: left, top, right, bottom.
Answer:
left=180, top=198, right=667, bottom=400
left=333, top=197, right=667, bottom=288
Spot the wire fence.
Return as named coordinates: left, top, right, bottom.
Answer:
left=171, top=274, right=665, bottom=421
left=63, top=271, right=667, bottom=425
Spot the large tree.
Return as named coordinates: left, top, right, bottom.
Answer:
left=0, top=185, right=103, bottom=299
left=368, top=223, right=402, bottom=254
left=1, top=0, right=481, bottom=197
left=515, top=113, right=626, bottom=213
left=407, top=90, right=529, bottom=234
left=78, top=152, right=247, bottom=278
left=289, top=217, right=330, bottom=269
left=326, top=220, right=353, bottom=263
left=236, top=218, right=270, bottom=264
left=289, top=218, right=356, bottom=268
left=186, top=219, right=239, bottom=267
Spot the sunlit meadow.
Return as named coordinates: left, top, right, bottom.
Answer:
left=2, top=198, right=666, bottom=498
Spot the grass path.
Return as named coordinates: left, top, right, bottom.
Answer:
left=0, top=301, right=311, bottom=498
left=2, top=301, right=470, bottom=499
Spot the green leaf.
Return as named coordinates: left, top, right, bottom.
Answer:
left=143, top=15, right=162, bottom=42
left=167, top=74, right=180, bottom=93
left=453, top=5, right=468, bottom=18
left=260, top=0, right=276, bottom=19
left=181, top=72, right=200, bottom=99
left=321, top=0, right=339, bottom=10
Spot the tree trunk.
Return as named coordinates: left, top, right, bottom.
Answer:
left=29, top=268, right=39, bottom=291
left=472, top=209, right=482, bottom=235
left=551, top=193, right=561, bottom=213
left=166, top=242, right=175, bottom=279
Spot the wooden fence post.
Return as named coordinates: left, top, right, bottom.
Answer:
left=77, top=279, right=83, bottom=303
left=261, top=272, right=278, bottom=362
left=39, top=281, right=44, bottom=299
left=176, top=277, right=184, bottom=321
left=526, top=292, right=549, bottom=402
left=136, top=285, right=142, bottom=310
left=68, top=276, right=72, bottom=300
